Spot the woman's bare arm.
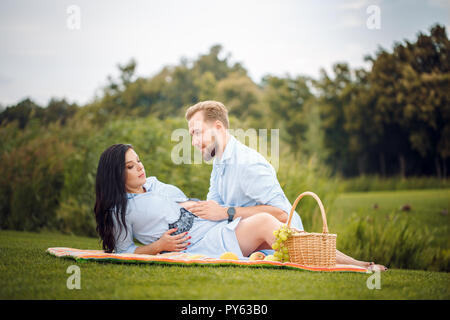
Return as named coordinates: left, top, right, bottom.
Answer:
left=133, top=241, right=163, bottom=255
left=132, top=228, right=190, bottom=255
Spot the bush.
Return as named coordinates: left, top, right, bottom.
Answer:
left=0, top=132, right=72, bottom=231
left=338, top=213, right=448, bottom=271
left=277, top=153, right=343, bottom=232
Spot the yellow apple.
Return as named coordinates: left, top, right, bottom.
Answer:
left=249, top=252, right=266, bottom=261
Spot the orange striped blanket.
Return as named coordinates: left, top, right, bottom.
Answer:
left=47, top=247, right=369, bottom=273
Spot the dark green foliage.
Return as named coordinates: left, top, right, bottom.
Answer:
left=0, top=132, right=71, bottom=231
left=314, top=25, right=450, bottom=177
left=0, top=98, right=78, bottom=129
left=262, top=75, right=313, bottom=155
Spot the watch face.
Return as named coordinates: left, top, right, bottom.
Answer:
left=227, top=207, right=235, bottom=222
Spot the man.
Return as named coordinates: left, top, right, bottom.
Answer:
left=183, top=100, right=304, bottom=235
left=181, top=102, right=388, bottom=271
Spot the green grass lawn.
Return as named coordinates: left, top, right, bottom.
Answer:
left=0, top=230, right=449, bottom=300
left=1, top=188, right=449, bottom=300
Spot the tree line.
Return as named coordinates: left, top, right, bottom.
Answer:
left=1, top=24, right=449, bottom=178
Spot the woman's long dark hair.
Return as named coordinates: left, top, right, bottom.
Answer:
left=94, top=143, right=133, bottom=253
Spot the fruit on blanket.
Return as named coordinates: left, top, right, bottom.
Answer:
left=263, top=254, right=277, bottom=261
left=220, top=252, right=239, bottom=260
left=249, top=252, right=266, bottom=261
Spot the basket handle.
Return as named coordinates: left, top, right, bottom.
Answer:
left=286, top=191, right=329, bottom=234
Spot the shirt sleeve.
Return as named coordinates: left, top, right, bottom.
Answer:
left=206, top=165, right=223, bottom=205
left=239, top=162, right=304, bottom=230
left=112, top=212, right=138, bottom=254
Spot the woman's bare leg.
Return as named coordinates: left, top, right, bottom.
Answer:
left=336, top=250, right=387, bottom=271
left=336, top=250, right=370, bottom=267
left=234, top=213, right=282, bottom=257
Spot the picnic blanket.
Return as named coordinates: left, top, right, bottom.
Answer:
left=47, top=247, right=369, bottom=273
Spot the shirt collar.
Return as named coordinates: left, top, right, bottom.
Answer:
left=215, top=134, right=236, bottom=165
left=127, top=193, right=137, bottom=200
left=127, top=180, right=151, bottom=199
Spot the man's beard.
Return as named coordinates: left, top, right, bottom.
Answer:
left=203, top=141, right=217, bottom=161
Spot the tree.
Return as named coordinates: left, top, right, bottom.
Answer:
left=364, top=24, right=450, bottom=177
left=217, top=72, right=262, bottom=119
left=0, top=98, right=43, bottom=129
left=44, top=98, right=78, bottom=125
left=192, top=44, right=247, bottom=81
left=313, top=64, right=355, bottom=175
left=316, top=24, right=450, bottom=178
left=263, top=75, right=313, bottom=156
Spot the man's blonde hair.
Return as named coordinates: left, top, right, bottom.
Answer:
left=185, top=101, right=229, bottom=129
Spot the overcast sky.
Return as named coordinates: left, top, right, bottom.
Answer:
left=0, top=0, right=448, bottom=107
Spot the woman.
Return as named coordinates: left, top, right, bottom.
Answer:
left=94, top=144, right=387, bottom=271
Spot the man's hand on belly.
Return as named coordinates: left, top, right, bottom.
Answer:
left=178, top=200, right=197, bottom=209
left=181, top=200, right=228, bottom=221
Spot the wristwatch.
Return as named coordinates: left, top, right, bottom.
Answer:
left=227, top=207, right=236, bottom=223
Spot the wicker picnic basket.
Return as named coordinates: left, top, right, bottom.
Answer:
left=286, top=191, right=337, bottom=268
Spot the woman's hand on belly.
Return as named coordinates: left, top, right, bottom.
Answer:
left=157, top=228, right=191, bottom=252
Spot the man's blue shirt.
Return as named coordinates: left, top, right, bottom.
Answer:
left=207, top=135, right=304, bottom=230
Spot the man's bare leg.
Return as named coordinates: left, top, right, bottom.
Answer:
left=234, top=213, right=282, bottom=256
